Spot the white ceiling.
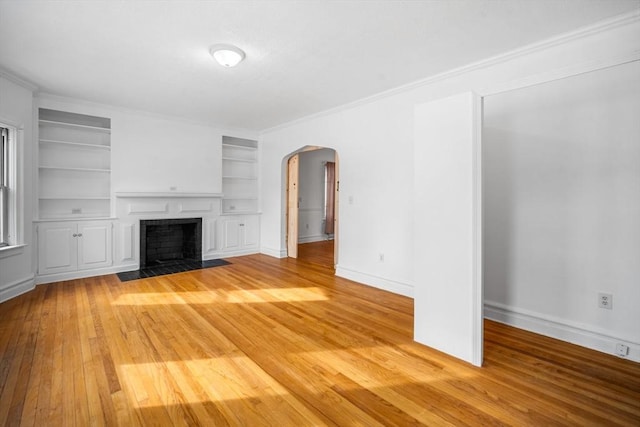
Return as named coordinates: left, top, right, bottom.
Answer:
left=1, top=0, right=638, bottom=131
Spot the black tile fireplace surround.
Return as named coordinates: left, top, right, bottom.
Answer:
left=140, top=217, right=202, bottom=269
left=117, top=217, right=230, bottom=282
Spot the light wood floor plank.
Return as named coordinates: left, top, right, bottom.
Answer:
left=1, top=242, right=639, bottom=426
left=21, top=287, right=51, bottom=427
left=5, top=288, right=44, bottom=426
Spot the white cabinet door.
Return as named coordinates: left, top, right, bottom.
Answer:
left=241, top=215, right=259, bottom=248
left=222, top=218, right=241, bottom=251
left=78, top=221, right=112, bottom=270
left=38, top=220, right=113, bottom=276
left=38, top=222, right=78, bottom=275
left=220, top=215, right=260, bottom=254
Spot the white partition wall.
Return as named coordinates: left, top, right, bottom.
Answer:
left=413, top=92, right=483, bottom=366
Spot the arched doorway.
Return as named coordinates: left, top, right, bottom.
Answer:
left=282, top=146, right=339, bottom=268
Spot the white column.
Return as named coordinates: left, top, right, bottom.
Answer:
left=413, top=92, right=483, bottom=366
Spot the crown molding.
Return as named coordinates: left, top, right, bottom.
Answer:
left=0, top=67, right=38, bottom=92
left=261, top=9, right=640, bottom=135
left=480, top=51, right=640, bottom=97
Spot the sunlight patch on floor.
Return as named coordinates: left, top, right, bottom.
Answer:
left=111, top=291, right=219, bottom=305
left=299, top=346, right=477, bottom=388
left=118, top=357, right=291, bottom=407
left=225, top=287, right=328, bottom=303
left=112, top=287, right=328, bottom=306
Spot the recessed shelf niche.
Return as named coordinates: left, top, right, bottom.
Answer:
left=221, top=136, right=258, bottom=214
left=38, top=108, right=112, bottom=219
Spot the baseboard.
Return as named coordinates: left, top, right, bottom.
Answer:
left=0, top=274, right=36, bottom=303
left=35, top=264, right=138, bottom=285
left=298, top=235, right=331, bottom=244
left=203, top=252, right=223, bottom=261
left=484, top=300, right=640, bottom=363
left=335, top=265, right=414, bottom=298
left=220, top=248, right=260, bottom=259
left=260, top=246, right=287, bottom=258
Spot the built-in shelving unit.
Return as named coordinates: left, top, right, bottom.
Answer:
left=38, top=108, right=112, bottom=219
left=221, top=136, right=258, bottom=214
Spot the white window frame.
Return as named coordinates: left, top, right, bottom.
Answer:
left=0, top=119, right=22, bottom=256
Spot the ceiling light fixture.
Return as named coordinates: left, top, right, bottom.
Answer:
left=209, top=44, right=245, bottom=67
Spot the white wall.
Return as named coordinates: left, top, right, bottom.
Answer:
left=0, top=73, right=35, bottom=301
left=298, top=148, right=335, bottom=243
left=483, top=60, right=640, bottom=360
left=259, top=14, right=640, bottom=358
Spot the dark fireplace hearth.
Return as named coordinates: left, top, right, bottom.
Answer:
left=140, top=218, right=202, bottom=269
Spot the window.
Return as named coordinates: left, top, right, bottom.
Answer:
left=0, top=125, right=13, bottom=247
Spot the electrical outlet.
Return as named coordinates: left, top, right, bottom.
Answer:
left=598, top=293, right=613, bottom=310
left=615, top=343, right=629, bottom=357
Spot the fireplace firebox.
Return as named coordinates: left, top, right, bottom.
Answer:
left=140, top=218, right=202, bottom=269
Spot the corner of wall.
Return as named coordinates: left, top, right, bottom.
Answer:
left=0, top=274, right=35, bottom=303
left=260, top=246, right=287, bottom=258
left=336, top=265, right=414, bottom=298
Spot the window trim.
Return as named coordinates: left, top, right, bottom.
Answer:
left=1, top=126, right=9, bottom=246
left=0, top=118, right=22, bottom=251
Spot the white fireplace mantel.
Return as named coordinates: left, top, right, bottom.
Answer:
left=115, top=192, right=223, bottom=199
left=113, top=192, right=224, bottom=268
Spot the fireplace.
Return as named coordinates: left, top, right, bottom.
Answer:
left=140, top=218, right=202, bottom=268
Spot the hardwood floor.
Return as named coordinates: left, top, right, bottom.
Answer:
left=1, top=244, right=639, bottom=426
left=297, top=240, right=335, bottom=267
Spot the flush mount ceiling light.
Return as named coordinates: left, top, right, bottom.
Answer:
left=209, top=44, right=245, bottom=67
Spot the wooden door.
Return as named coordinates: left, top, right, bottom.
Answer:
left=333, top=153, right=339, bottom=266
left=286, top=154, right=299, bottom=258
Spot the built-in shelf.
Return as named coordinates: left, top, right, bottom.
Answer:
left=39, top=166, right=111, bottom=173
left=40, top=139, right=111, bottom=150
left=34, top=217, right=116, bottom=223
left=39, top=119, right=111, bottom=133
left=36, top=214, right=114, bottom=221
left=222, top=197, right=258, bottom=200
left=39, top=196, right=110, bottom=200
left=222, top=143, right=255, bottom=150
left=222, top=136, right=258, bottom=215
left=38, top=108, right=112, bottom=219
left=222, top=210, right=257, bottom=214
left=222, top=157, right=256, bottom=163
left=115, top=192, right=223, bottom=198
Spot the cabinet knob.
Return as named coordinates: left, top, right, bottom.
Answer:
left=77, top=233, right=83, bottom=237
left=72, top=233, right=77, bottom=237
